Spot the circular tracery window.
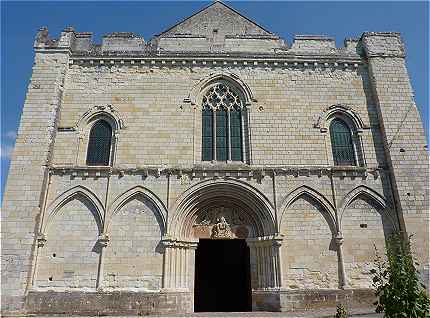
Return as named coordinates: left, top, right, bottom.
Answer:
left=202, top=83, right=242, bottom=111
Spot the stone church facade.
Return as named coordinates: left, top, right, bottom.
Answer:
left=2, top=2, right=428, bottom=315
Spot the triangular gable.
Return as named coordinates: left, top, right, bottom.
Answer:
left=156, top=1, right=276, bottom=38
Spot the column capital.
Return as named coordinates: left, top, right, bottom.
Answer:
left=36, top=233, right=47, bottom=247
left=246, top=234, right=284, bottom=247
left=334, top=232, right=344, bottom=245
left=97, top=233, right=110, bottom=247
left=161, top=236, right=198, bottom=249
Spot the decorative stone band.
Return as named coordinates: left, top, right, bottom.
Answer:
left=65, top=56, right=363, bottom=71
left=49, top=165, right=384, bottom=180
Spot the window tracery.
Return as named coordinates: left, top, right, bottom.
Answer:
left=201, top=83, right=244, bottom=162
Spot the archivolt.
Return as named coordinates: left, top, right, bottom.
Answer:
left=339, top=185, right=397, bottom=229
left=169, top=178, right=276, bottom=239
left=43, top=185, right=104, bottom=234
left=106, top=185, right=167, bottom=234
left=314, top=104, right=368, bottom=133
left=76, top=104, right=125, bottom=133
left=279, top=185, right=337, bottom=234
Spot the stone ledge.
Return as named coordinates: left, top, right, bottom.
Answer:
left=252, top=288, right=375, bottom=312
left=25, top=290, right=193, bottom=316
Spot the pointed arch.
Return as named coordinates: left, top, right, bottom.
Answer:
left=107, top=185, right=167, bottom=234
left=187, top=72, right=256, bottom=107
left=279, top=185, right=337, bottom=234
left=43, top=185, right=104, bottom=234
left=193, top=72, right=252, bottom=163
left=339, top=185, right=396, bottom=228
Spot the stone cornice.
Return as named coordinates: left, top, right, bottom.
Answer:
left=69, top=54, right=364, bottom=62
left=67, top=55, right=364, bottom=71
left=49, top=164, right=384, bottom=179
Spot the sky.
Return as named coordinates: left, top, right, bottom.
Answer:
left=1, top=1, right=429, bottom=198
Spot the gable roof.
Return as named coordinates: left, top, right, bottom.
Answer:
left=155, top=1, right=276, bottom=38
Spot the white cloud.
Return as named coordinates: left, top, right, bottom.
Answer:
left=5, top=130, right=17, bottom=140
left=0, top=145, right=14, bottom=159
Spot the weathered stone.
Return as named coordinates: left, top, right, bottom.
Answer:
left=1, top=2, right=428, bottom=316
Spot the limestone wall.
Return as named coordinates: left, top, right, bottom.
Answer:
left=52, top=63, right=382, bottom=168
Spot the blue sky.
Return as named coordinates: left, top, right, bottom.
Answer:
left=1, top=1, right=428, bottom=198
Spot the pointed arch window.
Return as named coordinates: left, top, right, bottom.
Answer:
left=201, top=83, right=244, bottom=162
left=330, top=119, right=356, bottom=166
left=86, top=120, right=112, bottom=166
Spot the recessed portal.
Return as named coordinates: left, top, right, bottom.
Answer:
left=194, top=239, right=251, bottom=312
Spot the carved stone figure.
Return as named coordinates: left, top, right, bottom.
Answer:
left=211, top=216, right=233, bottom=239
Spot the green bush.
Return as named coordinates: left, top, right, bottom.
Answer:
left=371, top=233, right=430, bottom=317
left=335, top=303, right=348, bottom=318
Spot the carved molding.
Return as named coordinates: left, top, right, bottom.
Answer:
left=49, top=165, right=383, bottom=180
left=76, top=104, right=126, bottom=134
left=161, top=236, right=198, bottom=249
left=314, top=104, right=369, bottom=133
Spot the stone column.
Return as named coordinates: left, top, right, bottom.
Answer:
left=161, top=237, right=198, bottom=291
left=247, top=235, right=283, bottom=290
left=95, top=234, right=110, bottom=290
left=335, top=233, right=347, bottom=289
left=29, top=234, right=48, bottom=288
left=272, top=237, right=284, bottom=288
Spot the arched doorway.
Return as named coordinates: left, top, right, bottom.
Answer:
left=194, top=238, right=251, bottom=312
left=164, top=179, right=283, bottom=312
left=192, top=203, right=253, bottom=312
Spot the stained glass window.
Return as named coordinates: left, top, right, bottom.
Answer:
left=201, top=83, right=243, bottom=162
left=86, top=120, right=112, bottom=166
left=330, top=119, right=356, bottom=166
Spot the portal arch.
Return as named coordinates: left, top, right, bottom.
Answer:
left=169, top=178, right=276, bottom=239
left=164, top=179, right=282, bottom=297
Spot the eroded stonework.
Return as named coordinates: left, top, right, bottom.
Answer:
left=1, top=1, right=428, bottom=315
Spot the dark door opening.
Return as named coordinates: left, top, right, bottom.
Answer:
left=194, top=239, right=251, bottom=312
